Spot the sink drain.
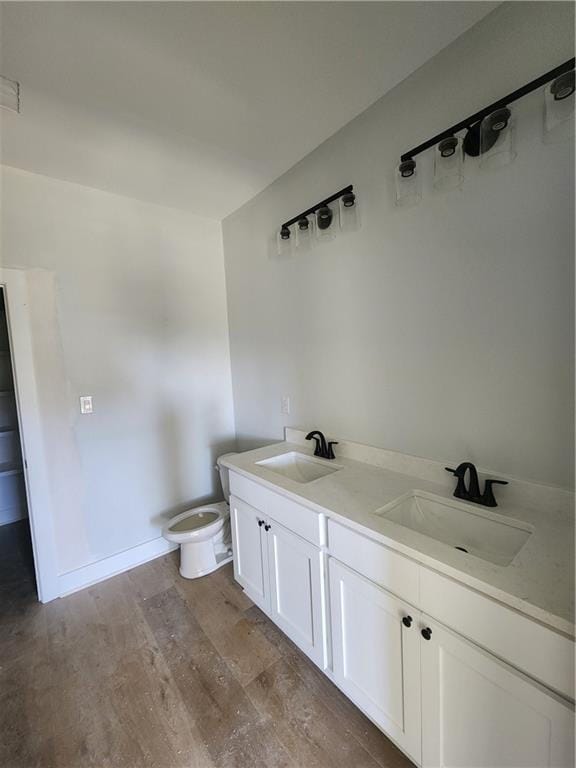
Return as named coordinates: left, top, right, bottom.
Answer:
left=454, top=546, right=468, bottom=553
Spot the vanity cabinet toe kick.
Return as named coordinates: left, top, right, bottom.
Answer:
left=229, top=471, right=575, bottom=768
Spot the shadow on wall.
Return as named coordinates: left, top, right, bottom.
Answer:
left=235, top=433, right=284, bottom=453
left=152, top=402, right=237, bottom=528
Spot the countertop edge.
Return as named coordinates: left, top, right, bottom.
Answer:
left=222, top=447, right=575, bottom=640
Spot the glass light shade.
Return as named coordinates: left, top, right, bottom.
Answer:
left=433, top=136, right=463, bottom=191
left=295, top=215, right=315, bottom=252
left=339, top=192, right=360, bottom=233
left=276, top=225, right=294, bottom=257
left=395, top=160, right=421, bottom=208
left=479, top=107, right=516, bottom=170
left=543, top=70, right=575, bottom=144
left=315, top=204, right=338, bottom=242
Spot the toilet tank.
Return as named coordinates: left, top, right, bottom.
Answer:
left=216, top=453, right=237, bottom=502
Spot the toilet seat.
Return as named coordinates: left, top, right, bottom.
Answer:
left=162, top=501, right=229, bottom=544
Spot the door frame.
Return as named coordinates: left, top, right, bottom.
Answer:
left=1, top=268, right=60, bottom=602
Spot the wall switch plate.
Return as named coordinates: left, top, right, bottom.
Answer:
left=80, top=395, right=93, bottom=414
left=281, top=395, right=290, bottom=415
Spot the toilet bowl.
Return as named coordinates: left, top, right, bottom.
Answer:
left=162, top=453, right=236, bottom=579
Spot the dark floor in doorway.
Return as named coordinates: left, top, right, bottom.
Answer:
left=0, top=520, right=36, bottom=617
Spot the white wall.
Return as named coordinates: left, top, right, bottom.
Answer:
left=0, top=166, right=236, bottom=574
left=222, top=2, right=575, bottom=490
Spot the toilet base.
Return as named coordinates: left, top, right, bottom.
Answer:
left=179, top=549, right=233, bottom=580
left=178, top=516, right=232, bottom=579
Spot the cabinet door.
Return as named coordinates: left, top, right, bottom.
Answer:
left=267, top=519, right=325, bottom=667
left=421, top=616, right=575, bottom=768
left=230, top=495, right=269, bottom=612
left=329, top=558, right=421, bottom=763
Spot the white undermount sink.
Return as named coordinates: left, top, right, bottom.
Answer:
left=256, top=451, right=342, bottom=484
left=375, top=490, right=533, bottom=566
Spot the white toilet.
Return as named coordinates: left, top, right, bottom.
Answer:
left=162, top=453, right=235, bottom=579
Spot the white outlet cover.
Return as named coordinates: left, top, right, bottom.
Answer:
left=80, top=395, right=93, bottom=414
left=281, top=395, right=290, bottom=415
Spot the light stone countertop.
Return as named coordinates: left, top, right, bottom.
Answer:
left=221, top=441, right=575, bottom=638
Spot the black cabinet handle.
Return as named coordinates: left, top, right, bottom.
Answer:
left=257, top=519, right=264, bottom=527
left=421, top=627, right=432, bottom=641
left=264, top=524, right=271, bottom=532
left=402, top=615, right=413, bottom=628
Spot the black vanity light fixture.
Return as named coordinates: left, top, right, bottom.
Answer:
left=397, top=57, right=575, bottom=180
left=551, top=70, right=575, bottom=101
left=438, top=137, right=458, bottom=158
left=316, top=205, right=333, bottom=231
left=275, top=185, right=359, bottom=254
left=341, top=191, right=356, bottom=208
left=399, top=160, right=416, bottom=177
left=277, top=184, right=354, bottom=243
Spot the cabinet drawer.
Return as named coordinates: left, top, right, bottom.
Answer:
left=327, top=519, right=419, bottom=606
left=420, top=568, right=575, bottom=701
left=229, top=472, right=322, bottom=546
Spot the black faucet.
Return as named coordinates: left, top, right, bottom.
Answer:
left=306, top=430, right=338, bottom=460
left=445, top=462, right=508, bottom=507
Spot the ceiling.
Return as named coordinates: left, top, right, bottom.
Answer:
left=0, top=2, right=498, bottom=220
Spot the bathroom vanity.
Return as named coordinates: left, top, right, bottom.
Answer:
left=221, top=433, right=575, bottom=768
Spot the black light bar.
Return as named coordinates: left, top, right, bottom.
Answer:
left=281, top=185, right=353, bottom=230
left=400, top=57, right=575, bottom=163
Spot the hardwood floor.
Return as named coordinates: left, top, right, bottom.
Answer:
left=0, top=549, right=414, bottom=768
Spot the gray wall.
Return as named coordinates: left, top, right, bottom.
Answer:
left=222, top=2, right=575, bottom=489
left=1, top=166, right=236, bottom=573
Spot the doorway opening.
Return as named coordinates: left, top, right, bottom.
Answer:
left=0, top=287, right=36, bottom=605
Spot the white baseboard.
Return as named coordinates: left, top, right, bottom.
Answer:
left=59, top=536, right=178, bottom=597
left=0, top=505, right=26, bottom=526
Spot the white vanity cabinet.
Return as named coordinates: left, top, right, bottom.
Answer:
left=420, top=617, right=575, bottom=768
left=329, top=555, right=574, bottom=768
left=329, top=558, right=422, bottom=763
left=328, top=519, right=574, bottom=767
left=229, top=490, right=325, bottom=666
left=228, top=470, right=574, bottom=768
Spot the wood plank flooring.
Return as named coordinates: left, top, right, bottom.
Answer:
left=0, top=543, right=414, bottom=768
